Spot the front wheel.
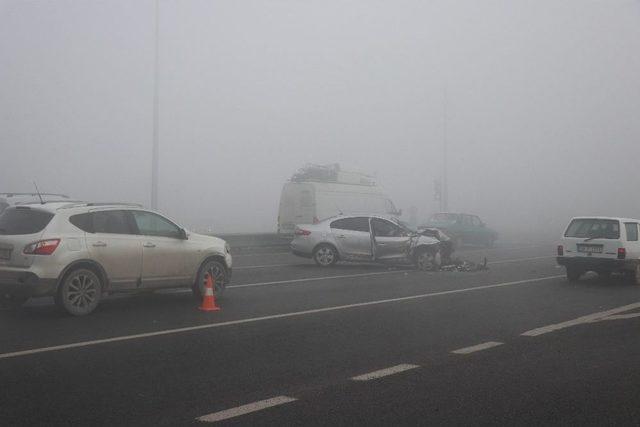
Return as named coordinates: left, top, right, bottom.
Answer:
left=415, top=248, right=441, bottom=271
left=193, top=259, right=227, bottom=300
left=55, top=269, right=102, bottom=316
left=313, top=245, right=338, bottom=267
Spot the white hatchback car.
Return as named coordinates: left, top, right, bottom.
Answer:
left=557, top=216, right=640, bottom=284
left=0, top=202, right=232, bottom=315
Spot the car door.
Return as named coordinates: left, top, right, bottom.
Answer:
left=84, top=210, right=142, bottom=291
left=131, top=210, right=191, bottom=289
left=371, top=218, right=411, bottom=261
left=330, top=217, right=373, bottom=260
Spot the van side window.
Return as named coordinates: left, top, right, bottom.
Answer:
left=625, top=223, right=638, bottom=241
left=330, top=217, right=370, bottom=232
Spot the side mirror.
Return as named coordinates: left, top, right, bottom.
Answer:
left=179, top=228, right=188, bottom=240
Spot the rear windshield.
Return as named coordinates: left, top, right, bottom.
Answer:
left=564, top=218, right=620, bottom=239
left=0, top=208, right=54, bottom=235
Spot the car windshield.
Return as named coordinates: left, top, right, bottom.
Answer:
left=564, top=218, right=620, bottom=239
left=0, top=208, right=54, bottom=235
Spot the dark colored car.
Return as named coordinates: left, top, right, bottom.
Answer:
left=420, top=212, right=498, bottom=248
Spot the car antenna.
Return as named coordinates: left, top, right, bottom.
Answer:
left=33, top=181, right=44, bottom=204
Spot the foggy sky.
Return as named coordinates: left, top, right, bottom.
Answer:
left=2, top=0, right=639, bottom=235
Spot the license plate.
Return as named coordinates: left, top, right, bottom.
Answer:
left=0, top=248, right=11, bottom=260
left=577, top=245, right=603, bottom=254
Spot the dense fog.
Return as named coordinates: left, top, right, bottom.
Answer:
left=2, top=0, right=639, bottom=237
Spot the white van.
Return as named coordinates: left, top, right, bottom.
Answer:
left=277, top=165, right=400, bottom=234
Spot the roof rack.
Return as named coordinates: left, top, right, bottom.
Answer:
left=0, top=192, right=69, bottom=198
left=56, top=202, right=144, bottom=210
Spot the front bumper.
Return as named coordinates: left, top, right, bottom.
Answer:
left=557, top=256, right=639, bottom=272
left=0, top=269, right=58, bottom=298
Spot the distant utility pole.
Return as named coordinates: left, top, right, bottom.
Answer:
left=150, top=0, right=160, bottom=210
left=442, top=87, right=449, bottom=212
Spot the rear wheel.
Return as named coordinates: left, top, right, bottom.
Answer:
left=55, top=268, right=102, bottom=316
left=313, top=245, right=338, bottom=267
left=193, top=259, right=227, bottom=300
left=624, top=264, right=640, bottom=285
left=566, top=266, right=581, bottom=282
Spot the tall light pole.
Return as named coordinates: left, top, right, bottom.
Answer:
left=442, top=87, right=449, bottom=212
left=150, top=0, right=160, bottom=210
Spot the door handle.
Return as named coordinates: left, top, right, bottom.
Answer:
left=336, top=235, right=346, bottom=239
left=92, top=242, right=107, bottom=247
left=143, top=243, right=156, bottom=248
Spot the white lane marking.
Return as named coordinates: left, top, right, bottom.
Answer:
left=451, top=341, right=504, bottom=354
left=234, top=252, right=290, bottom=257
left=234, top=256, right=553, bottom=271
left=521, top=302, right=640, bottom=337
left=602, top=312, right=640, bottom=321
left=0, top=274, right=563, bottom=360
left=228, top=270, right=412, bottom=289
left=196, top=396, right=297, bottom=423
left=235, top=263, right=303, bottom=270
left=351, top=364, right=420, bottom=381
left=488, top=256, right=553, bottom=265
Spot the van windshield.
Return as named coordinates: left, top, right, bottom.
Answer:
left=564, top=218, right=620, bottom=239
left=0, top=208, right=54, bottom=235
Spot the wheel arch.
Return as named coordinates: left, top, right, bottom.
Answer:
left=57, top=259, right=109, bottom=292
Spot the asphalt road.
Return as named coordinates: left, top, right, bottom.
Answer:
left=2, top=242, right=640, bottom=426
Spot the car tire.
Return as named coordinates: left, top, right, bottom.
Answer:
left=313, top=244, right=338, bottom=267
left=55, top=268, right=102, bottom=316
left=0, top=294, right=29, bottom=311
left=193, top=259, right=227, bottom=300
left=415, top=247, right=441, bottom=271
left=566, top=266, right=581, bottom=282
left=624, top=264, right=640, bottom=285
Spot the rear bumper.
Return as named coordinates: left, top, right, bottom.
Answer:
left=0, top=270, right=57, bottom=298
left=557, top=256, right=639, bottom=272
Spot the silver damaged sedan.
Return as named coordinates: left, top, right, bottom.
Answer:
left=290, top=215, right=447, bottom=270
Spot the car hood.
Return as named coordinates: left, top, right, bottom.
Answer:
left=411, top=235, right=440, bottom=245
left=187, top=232, right=227, bottom=249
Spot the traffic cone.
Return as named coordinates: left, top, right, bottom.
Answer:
left=199, top=273, right=221, bottom=311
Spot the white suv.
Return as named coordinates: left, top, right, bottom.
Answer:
left=0, top=202, right=232, bottom=315
left=557, top=216, right=640, bottom=284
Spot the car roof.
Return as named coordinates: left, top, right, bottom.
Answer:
left=571, top=216, right=640, bottom=223
left=324, top=213, right=400, bottom=222
left=5, top=201, right=145, bottom=214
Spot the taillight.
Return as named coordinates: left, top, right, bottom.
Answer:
left=295, top=228, right=311, bottom=236
left=618, top=248, right=626, bottom=259
left=313, top=216, right=320, bottom=224
left=557, top=245, right=564, bottom=256
left=24, top=239, right=61, bottom=255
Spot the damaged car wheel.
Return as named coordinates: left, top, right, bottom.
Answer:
left=415, top=248, right=441, bottom=271
left=314, top=244, right=338, bottom=267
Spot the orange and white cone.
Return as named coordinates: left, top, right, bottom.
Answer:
left=199, top=273, right=221, bottom=311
